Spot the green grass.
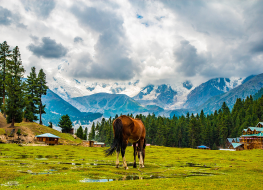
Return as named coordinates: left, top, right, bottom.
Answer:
left=0, top=144, right=262, bottom=189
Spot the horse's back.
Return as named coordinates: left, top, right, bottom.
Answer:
left=114, top=115, right=146, bottom=142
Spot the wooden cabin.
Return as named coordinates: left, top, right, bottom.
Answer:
left=232, top=122, right=263, bottom=150
left=35, top=133, right=60, bottom=145
left=240, top=133, right=263, bottom=149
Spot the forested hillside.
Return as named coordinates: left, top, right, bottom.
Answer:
left=91, top=94, right=263, bottom=148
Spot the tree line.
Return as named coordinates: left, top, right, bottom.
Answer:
left=0, top=41, right=48, bottom=126
left=89, top=94, right=263, bottom=148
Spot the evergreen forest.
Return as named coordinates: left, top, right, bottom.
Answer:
left=0, top=41, right=48, bottom=125
left=91, top=94, right=263, bottom=149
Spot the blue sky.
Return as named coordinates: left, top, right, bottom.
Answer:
left=1, top=0, right=263, bottom=86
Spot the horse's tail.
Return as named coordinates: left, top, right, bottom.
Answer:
left=105, top=118, right=123, bottom=157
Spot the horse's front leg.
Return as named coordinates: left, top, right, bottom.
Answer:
left=121, top=140, right=128, bottom=170
left=133, top=143, right=137, bottom=168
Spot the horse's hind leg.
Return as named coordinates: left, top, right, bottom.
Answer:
left=116, top=144, right=120, bottom=168
left=138, top=139, right=145, bottom=168
left=133, top=143, right=137, bottom=168
left=116, top=151, right=120, bottom=168
left=121, top=141, right=128, bottom=170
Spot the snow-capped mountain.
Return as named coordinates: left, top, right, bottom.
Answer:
left=184, top=77, right=245, bottom=109
left=48, top=64, right=142, bottom=100
left=47, top=63, right=249, bottom=114
left=133, top=83, right=193, bottom=109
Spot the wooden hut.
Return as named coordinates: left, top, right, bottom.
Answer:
left=83, top=140, right=95, bottom=147
left=35, top=133, right=60, bottom=145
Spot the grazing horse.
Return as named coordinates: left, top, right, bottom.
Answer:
left=105, top=115, right=146, bottom=169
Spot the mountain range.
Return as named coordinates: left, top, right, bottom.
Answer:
left=42, top=72, right=263, bottom=129
left=41, top=89, right=102, bottom=127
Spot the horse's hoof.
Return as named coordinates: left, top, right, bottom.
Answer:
left=125, top=167, right=129, bottom=170
left=116, top=165, right=119, bottom=168
left=140, top=165, right=144, bottom=168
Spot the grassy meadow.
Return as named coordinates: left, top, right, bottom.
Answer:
left=0, top=144, right=262, bottom=189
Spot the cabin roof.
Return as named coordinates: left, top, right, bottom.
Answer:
left=243, top=129, right=247, bottom=132
left=248, top=127, right=263, bottom=132
left=241, top=133, right=263, bottom=137
left=197, top=145, right=209, bottom=149
left=227, top=138, right=240, bottom=143
left=35, top=133, right=60, bottom=138
left=231, top=143, right=242, bottom=149
left=227, top=138, right=234, bottom=142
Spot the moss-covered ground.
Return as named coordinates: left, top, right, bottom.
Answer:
left=0, top=144, right=262, bottom=189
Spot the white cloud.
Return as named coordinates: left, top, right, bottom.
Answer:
left=0, top=0, right=263, bottom=88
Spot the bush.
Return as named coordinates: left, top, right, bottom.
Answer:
left=16, top=129, right=21, bottom=136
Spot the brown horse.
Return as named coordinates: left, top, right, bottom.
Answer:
left=105, top=115, right=146, bottom=169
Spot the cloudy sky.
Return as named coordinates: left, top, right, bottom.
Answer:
left=1, top=0, right=263, bottom=86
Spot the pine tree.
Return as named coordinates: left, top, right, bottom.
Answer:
left=36, top=69, right=48, bottom=125
left=83, top=127, right=88, bottom=140
left=105, top=122, right=113, bottom=146
left=24, top=67, right=39, bottom=122
left=0, top=41, right=12, bottom=115
left=4, top=46, right=25, bottom=126
left=88, top=122, right=96, bottom=140
left=76, top=126, right=84, bottom=139
left=58, top=114, right=73, bottom=133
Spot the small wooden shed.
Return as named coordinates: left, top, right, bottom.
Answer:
left=35, top=133, right=60, bottom=145
left=83, top=140, right=95, bottom=147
